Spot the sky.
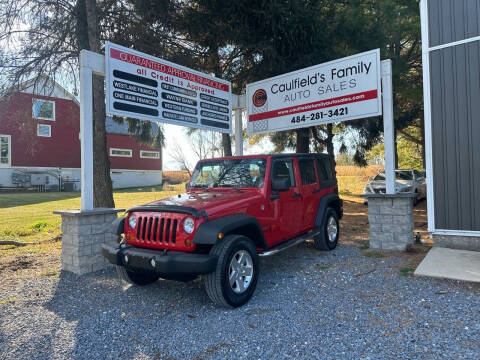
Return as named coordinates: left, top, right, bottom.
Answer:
left=161, top=116, right=355, bottom=170
left=162, top=113, right=275, bottom=170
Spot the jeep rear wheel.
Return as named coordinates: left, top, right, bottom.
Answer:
left=204, top=235, right=259, bottom=308
left=116, top=266, right=159, bottom=286
left=313, top=207, right=339, bottom=251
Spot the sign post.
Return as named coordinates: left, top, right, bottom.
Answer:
left=381, top=60, right=395, bottom=194
left=244, top=49, right=395, bottom=195
left=79, top=50, right=105, bottom=210
left=79, top=43, right=235, bottom=210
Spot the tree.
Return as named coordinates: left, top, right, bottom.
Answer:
left=330, top=0, right=423, bottom=166
left=366, top=124, right=423, bottom=170
left=0, top=0, right=174, bottom=207
left=169, top=130, right=222, bottom=174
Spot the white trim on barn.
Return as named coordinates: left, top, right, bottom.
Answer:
left=19, top=76, right=79, bottom=105
left=37, top=124, right=52, bottom=137
left=109, top=148, right=132, bottom=158
left=140, top=150, right=160, bottom=159
left=32, top=98, right=56, bottom=121
left=420, top=0, right=480, bottom=238
left=0, top=134, right=11, bottom=167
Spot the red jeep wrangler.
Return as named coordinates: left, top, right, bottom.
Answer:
left=103, top=154, right=342, bottom=307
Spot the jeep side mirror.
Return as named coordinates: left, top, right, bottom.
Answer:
left=271, top=177, right=290, bottom=192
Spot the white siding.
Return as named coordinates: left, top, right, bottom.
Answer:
left=0, top=167, right=162, bottom=190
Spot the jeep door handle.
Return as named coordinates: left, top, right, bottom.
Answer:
left=292, top=193, right=301, bottom=198
left=312, top=189, right=320, bottom=194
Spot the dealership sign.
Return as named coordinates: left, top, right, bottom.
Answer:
left=246, top=49, right=382, bottom=135
left=105, top=42, right=232, bottom=133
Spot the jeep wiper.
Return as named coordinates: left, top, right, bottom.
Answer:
left=190, top=184, right=210, bottom=192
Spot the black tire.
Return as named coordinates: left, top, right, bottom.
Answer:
left=413, top=191, right=419, bottom=206
left=313, top=207, right=339, bottom=251
left=116, top=266, right=159, bottom=286
left=204, top=235, right=259, bottom=308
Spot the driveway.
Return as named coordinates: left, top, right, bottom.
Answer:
left=1, top=242, right=479, bottom=360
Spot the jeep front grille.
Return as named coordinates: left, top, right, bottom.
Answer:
left=135, top=216, right=178, bottom=244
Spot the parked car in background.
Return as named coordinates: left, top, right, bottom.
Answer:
left=363, top=169, right=426, bottom=206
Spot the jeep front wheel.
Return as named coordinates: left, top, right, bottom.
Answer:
left=314, top=207, right=339, bottom=251
left=116, top=266, right=159, bottom=286
left=204, top=235, right=259, bottom=308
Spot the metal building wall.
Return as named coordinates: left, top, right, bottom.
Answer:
left=428, top=0, right=480, bottom=47
left=427, top=0, right=480, bottom=231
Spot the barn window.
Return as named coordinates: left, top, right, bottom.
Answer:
left=0, top=135, right=11, bottom=166
left=110, top=148, right=132, bottom=157
left=37, top=124, right=51, bottom=137
left=140, top=150, right=160, bottom=159
left=32, top=99, right=55, bottom=121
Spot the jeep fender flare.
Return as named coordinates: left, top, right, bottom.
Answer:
left=193, top=214, right=267, bottom=250
left=112, top=216, right=126, bottom=235
left=315, top=194, right=343, bottom=227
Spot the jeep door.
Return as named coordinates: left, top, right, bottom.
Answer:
left=269, top=158, right=303, bottom=244
left=298, top=157, right=320, bottom=232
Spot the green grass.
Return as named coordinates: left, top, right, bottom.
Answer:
left=337, top=175, right=367, bottom=197
left=0, top=184, right=184, bottom=245
left=41, top=268, right=60, bottom=278
left=399, top=267, right=415, bottom=277
left=363, top=250, right=385, bottom=258
left=0, top=174, right=366, bottom=248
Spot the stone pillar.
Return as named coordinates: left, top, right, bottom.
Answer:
left=363, top=194, right=415, bottom=251
left=54, top=208, right=124, bottom=275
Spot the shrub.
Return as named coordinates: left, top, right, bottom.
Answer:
left=30, top=220, right=51, bottom=232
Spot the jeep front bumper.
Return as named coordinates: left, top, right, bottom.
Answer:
left=102, top=244, right=218, bottom=277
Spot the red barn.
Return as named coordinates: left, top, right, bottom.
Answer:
left=0, top=77, right=162, bottom=190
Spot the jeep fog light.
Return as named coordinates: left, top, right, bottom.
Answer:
left=183, top=217, right=195, bottom=234
left=124, top=255, right=129, bottom=263
left=150, top=258, right=156, bottom=267
left=128, top=214, right=137, bottom=229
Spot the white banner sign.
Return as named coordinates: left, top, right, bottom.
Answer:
left=246, top=49, right=382, bottom=135
left=105, top=42, right=232, bottom=133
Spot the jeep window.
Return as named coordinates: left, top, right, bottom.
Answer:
left=190, top=158, right=267, bottom=188
left=298, top=159, right=317, bottom=185
left=271, top=159, right=295, bottom=187
left=316, top=159, right=330, bottom=181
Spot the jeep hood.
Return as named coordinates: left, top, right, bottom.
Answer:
left=143, top=190, right=263, bottom=216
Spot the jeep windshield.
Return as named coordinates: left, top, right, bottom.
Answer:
left=190, top=158, right=267, bottom=189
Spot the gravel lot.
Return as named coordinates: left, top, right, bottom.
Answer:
left=0, top=242, right=479, bottom=360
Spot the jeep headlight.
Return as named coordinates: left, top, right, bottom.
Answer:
left=183, top=217, right=195, bottom=234
left=128, top=214, right=137, bottom=229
